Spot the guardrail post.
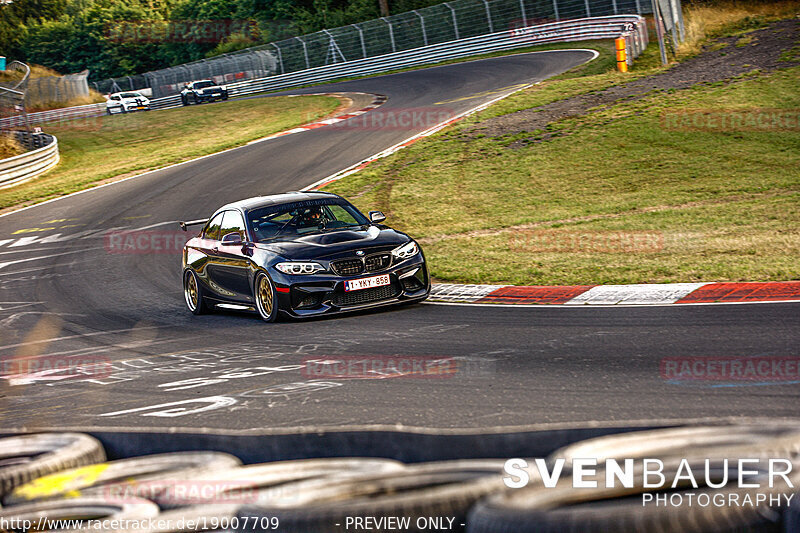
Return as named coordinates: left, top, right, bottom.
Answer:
left=552, top=0, right=559, bottom=22
left=612, top=0, right=618, bottom=15
left=482, top=0, right=494, bottom=33
left=272, top=43, right=285, bottom=74
left=584, top=0, right=591, bottom=17
left=413, top=11, right=428, bottom=46
left=296, top=37, right=311, bottom=69
left=382, top=18, right=396, bottom=53
left=670, top=0, right=684, bottom=42
left=352, top=24, right=368, bottom=57
left=444, top=3, right=459, bottom=40
left=518, top=0, right=527, bottom=27
left=635, top=0, right=642, bottom=14
left=651, top=0, right=668, bottom=65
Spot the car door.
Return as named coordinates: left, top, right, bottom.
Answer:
left=193, top=211, right=225, bottom=298
left=207, top=210, right=254, bottom=303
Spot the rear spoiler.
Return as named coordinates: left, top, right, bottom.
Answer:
left=179, top=219, right=208, bottom=231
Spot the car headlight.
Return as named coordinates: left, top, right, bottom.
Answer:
left=392, top=240, right=419, bottom=260
left=275, top=262, right=325, bottom=275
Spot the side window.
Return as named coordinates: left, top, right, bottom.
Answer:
left=220, top=210, right=246, bottom=242
left=203, top=212, right=225, bottom=240
left=111, top=95, right=120, bottom=101
left=328, top=205, right=358, bottom=224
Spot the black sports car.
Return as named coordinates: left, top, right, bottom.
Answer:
left=180, top=192, right=430, bottom=321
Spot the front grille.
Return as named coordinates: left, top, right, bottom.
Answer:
left=331, top=259, right=364, bottom=276
left=333, top=282, right=399, bottom=307
left=365, top=253, right=391, bottom=272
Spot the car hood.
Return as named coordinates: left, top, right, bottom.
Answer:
left=255, top=226, right=410, bottom=259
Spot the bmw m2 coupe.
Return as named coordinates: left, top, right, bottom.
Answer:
left=181, top=192, right=430, bottom=321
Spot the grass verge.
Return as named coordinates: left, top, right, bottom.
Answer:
left=324, top=60, right=800, bottom=284
left=0, top=95, right=339, bottom=211
left=0, top=135, right=24, bottom=160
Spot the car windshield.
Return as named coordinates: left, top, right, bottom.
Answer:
left=248, top=199, right=369, bottom=241
left=119, top=93, right=141, bottom=98
left=195, top=81, right=214, bottom=88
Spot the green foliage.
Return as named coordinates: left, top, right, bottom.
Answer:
left=2, top=0, right=450, bottom=81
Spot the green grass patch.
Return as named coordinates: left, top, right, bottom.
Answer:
left=0, top=95, right=339, bottom=211
left=324, top=66, right=800, bottom=284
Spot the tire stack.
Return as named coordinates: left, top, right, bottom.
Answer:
left=0, top=426, right=798, bottom=532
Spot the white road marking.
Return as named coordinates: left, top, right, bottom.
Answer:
left=0, top=248, right=102, bottom=270
left=99, top=396, right=237, bottom=418
left=0, top=325, right=164, bottom=351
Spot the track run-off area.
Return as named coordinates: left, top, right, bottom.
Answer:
left=0, top=50, right=798, bottom=431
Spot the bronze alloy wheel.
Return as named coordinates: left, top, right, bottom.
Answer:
left=185, top=271, right=198, bottom=311
left=255, top=273, right=277, bottom=322
left=184, top=270, right=208, bottom=315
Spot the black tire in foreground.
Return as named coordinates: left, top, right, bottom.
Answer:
left=236, top=460, right=507, bottom=533
left=0, top=433, right=106, bottom=497
left=4, top=451, right=242, bottom=505
left=0, top=497, right=159, bottom=528
left=467, top=425, right=800, bottom=533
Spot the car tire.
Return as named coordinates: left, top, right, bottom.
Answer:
left=155, top=457, right=405, bottom=509
left=0, top=496, right=159, bottom=525
left=184, top=269, right=210, bottom=315
left=191, top=94, right=198, bottom=105
left=0, top=433, right=106, bottom=497
left=254, top=271, right=278, bottom=322
left=181, top=95, right=188, bottom=106
left=222, top=94, right=228, bottom=101
left=4, top=451, right=242, bottom=505
left=236, top=465, right=504, bottom=533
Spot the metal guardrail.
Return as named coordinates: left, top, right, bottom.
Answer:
left=0, top=16, right=647, bottom=130
left=0, top=132, right=59, bottom=188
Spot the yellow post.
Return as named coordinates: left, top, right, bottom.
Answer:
left=615, top=37, right=628, bottom=73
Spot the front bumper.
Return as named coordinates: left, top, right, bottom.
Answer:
left=272, top=255, right=429, bottom=318
left=200, top=91, right=227, bottom=100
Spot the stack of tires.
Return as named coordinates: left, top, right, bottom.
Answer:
left=0, top=425, right=799, bottom=532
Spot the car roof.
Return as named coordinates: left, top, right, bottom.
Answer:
left=215, top=192, right=342, bottom=214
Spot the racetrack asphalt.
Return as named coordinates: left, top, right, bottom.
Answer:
left=0, top=49, right=798, bottom=431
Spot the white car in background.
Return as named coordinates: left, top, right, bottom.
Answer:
left=106, top=92, right=150, bottom=114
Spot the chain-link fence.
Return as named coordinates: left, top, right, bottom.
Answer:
left=95, top=0, right=670, bottom=99
left=0, top=61, right=30, bottom=131
left=25, top=71, right=91, bottom=107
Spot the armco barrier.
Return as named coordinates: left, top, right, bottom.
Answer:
left=0, top=133, right=59, bottom=188
left=0, top=16, right=646, bottom=130
left=0, top=417, right=789, bottom=464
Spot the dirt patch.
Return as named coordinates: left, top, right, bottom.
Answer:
left=467, top=19, right=800, bottom=145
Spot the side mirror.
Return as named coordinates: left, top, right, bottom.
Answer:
left=368, top=211, right=386, bottom=223
left=221, top=232, right=243, bottom=245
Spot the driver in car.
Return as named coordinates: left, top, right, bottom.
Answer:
left=297, top=206, right=325, bottom=228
